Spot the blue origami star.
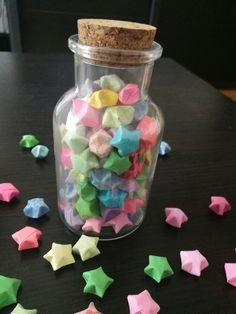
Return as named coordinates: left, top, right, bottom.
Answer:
left=31, top=145, right=49, bottom=159
left=23, top=198, right=50, bottom=218
left=91, top=169, right=121, bottom=190
left=159, top=141, right=171, bottom=156
left=110, top=126, right=140, bottom=156
left=98, top=189, right=128, bottom=207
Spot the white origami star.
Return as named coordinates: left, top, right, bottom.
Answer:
left=180, top=250, right=209, bottom=276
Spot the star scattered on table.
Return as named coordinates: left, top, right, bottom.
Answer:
left=165, top=207, right=188, bottom=228
left=110, top=126, right=140, bottom=156
left=107, top=212, right=132, bottom=233
left=19, top=134, right=39, bottom=148
left=10, top=303, right=38, bottom=314
left=23, top=198, right=50, bottom=219
left=209, top=196, right=232, bottom=216
left=72, top=235, right=100, bottom=261
left=82, top=217, right=104, bottom=234
left=159, top=141, right=171, bottom=156
left=0, top=275, right=21, bottom=309
left=180, top=250, right=209, bottom=276
left=74, top=302, right=103, bottom=314
left=82, top=266, right=114, bottom=298
left=43, top=243, right=75, bottom=271
left=225, top=263, right=236, bottom=287
left=31, top=145, right=49, bottom=159
left=0, top=182, right=20, bottom=202
left=127, top=289, right=160, bottom=314
left=144, top=255, right=174, bottom=283
left=12, top=226, right=42, bottom=251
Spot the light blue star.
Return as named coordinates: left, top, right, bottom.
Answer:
left=159, top=141, right=171, bottom=156
left=110, top=126, right=140, bottom=156
left=23, top=198, right=50, bottom=218
left=98, top=189, right=128, bottom=207
left=31, top=145, right=49, bottom=159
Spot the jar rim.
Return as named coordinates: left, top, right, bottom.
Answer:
left=68, top=34, right=163, bottom=65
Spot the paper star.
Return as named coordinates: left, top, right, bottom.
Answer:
left=0, top=183, right=20, bottom=202
left=209, top=196, right=232, bottom=215
left=144, top=255, right=174, bottom=283
left=180, top=250, right=209, bottom=276
left=10, top=303, right=37, bottom=314
left=0, top=275, right=21, bottom=309
left=73, top=235, right=100, bottom=261
left=74, top=302, right=102, bottom=314
left=82, top=217, right=104, bottom=234
left=107, top=212, right=132, bottom=233
left=23, top=198, right=50, bottom=218
left=110, top=126, right=140, bottom=156
left=82, top=266, right=114, bottom=298
left=103, top=151, right=131, bottom=175
left=159, top=141, right=171, bottom=156
left=98, top=189, right=127, bottom=208
left=127, top=290, right=160, bottom=314
left=31, top=145, right=49, bottom=159
left=12, top=226, right=42, bottom=251
left=19, top=134, right=39, bottom=148
left=225, top=263, right=236, bottom=287
left=165, top=207, right=188, bottom=228
left=64, top=207, right=84, bottom=230
left=72, top=148, right=99, bottom=175
left=43, top=243, right=75, bottom=271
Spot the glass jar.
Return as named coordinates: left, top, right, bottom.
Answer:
left=53, top=35, right=164, bottom=240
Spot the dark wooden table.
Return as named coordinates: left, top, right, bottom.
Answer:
left=0, top=52, right=236, bottom=314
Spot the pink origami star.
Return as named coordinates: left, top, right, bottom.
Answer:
left=122, top=198, right=144, bottom=214
left=224, top=263, right=236, bottom=287
left=12, top=226, right=42, bottom=251
left=127, top=289, right=160, bottom=314
left=209, top=196, right=231, bottom=215
left=165, top=207, right=188, bottom=228
left=0, top=183, right=20, bottom=202
left=82, top=217, right=104, bottom=234
left=60, top=148, right=72, bottom=169
left=180, top=250, right=209, bottom=276
left=74, top=302, right=102, bottom=314
left=107, top=212, right=132, bottom=233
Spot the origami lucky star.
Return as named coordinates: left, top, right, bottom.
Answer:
left=127, top=289, right=160, bottom=314
left=102, top=105, right=134, bottom=128
left=64, top=207, right=84, bottom=230
left=119, top=83, right=140, bottom=105
left=19, top=134, right=39, bottom=148
left=82, top=216, right=104, bottom=234
left=209, top=196, right=232, bottom=215
left=100, top=74, right=124, bottom=92
left=180, top=250, right=209, bottom=276
left=10, top=303, right=37, bottom=314
left=224, top=263, right=236, bottom=287
left=165, top=207, right=188, bottom=228
left=82, top=266, right=114, bottom=298
left=89, top=89, right=118, bottom=109
left=23, top=198, right=50, bottom=218
left=73, top=235, right=100, bottom=261
left=110, top=126, right=140, bottom=156
left=43, top=243, right=75, bottom=271
left=31, top=145, right=49, bottom=159
left=144, top=255, right=174, bottom=283
left=72, top=148, right=99, bottom=175
left=159, top=141, right=171, bottom=156
left=74, top=301, right=103, bottom=314
left=89, top=129, right=112, bottom=158
left=98, top=189, right=127, bottom=208
left=103, top=151, right=131, bottom=175
left=0, top=275, right=22, bottom=309
left=107, top=212, right=132, bottom=233
left=12, top=226, right=42, bottom=251
left=0, top=182, right=20, bottom=202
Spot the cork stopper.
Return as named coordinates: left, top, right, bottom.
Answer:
left=77, top=19, right=157, bottom=50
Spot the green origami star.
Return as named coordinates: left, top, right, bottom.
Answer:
left=0, top=275, right=22, bottom=309
left=103, top=151, right=131, bottom=175
left=19, top=135, right=39, bottom=148
left=144, top=255, right=174, bottom=283
left=72, top=148, right=99, bottom=175
left=76, top=181, right=97, bottom=201
left=82, top=266, right=114, bottom=298
left=75, top=197, right=100, bottom=220
left=10, top=303, right=37, bottom=314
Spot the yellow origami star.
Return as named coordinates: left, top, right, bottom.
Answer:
left=72, top=235, right=100, bottom=261
left=43, top=243, right=75, bottom=271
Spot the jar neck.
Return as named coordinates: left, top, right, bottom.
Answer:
left=74, top=55, right=154, bottom=98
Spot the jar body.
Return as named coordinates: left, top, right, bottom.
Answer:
left=53, top=39, right=164, bottom=240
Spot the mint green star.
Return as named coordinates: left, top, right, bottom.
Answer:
left=0, top=275, right=21, bottom=309
left=82, top=266, right=114, bottom=298
left=144, top=255, right=174, bottom=283
left=10, top=303, right=37, bottom=314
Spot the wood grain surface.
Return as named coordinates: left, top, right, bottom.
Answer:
left=0, top=53, right=236, bottom=313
